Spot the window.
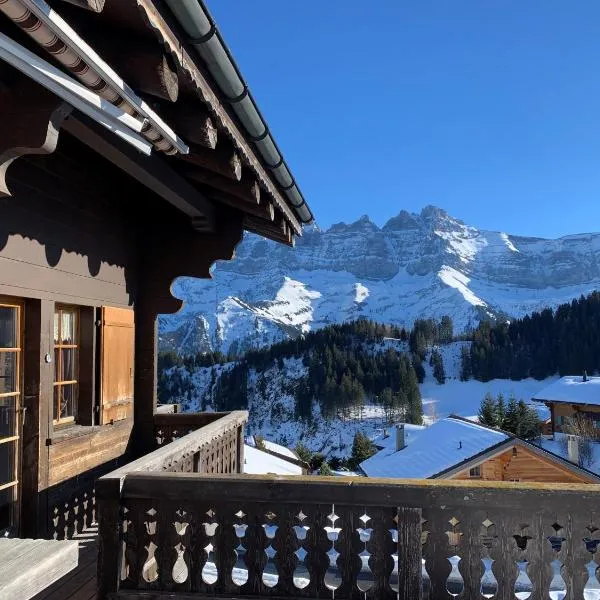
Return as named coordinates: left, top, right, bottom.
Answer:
left=469, top=465, right=481, bottom=478
left=0, top=300, right=22, bottom=534
left=53, top=306, right=79, bottom=423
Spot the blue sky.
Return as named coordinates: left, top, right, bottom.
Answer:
left=208, top=1, right=600, bottom=238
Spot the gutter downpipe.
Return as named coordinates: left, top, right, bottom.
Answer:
left=164, top=0, right=313, bottom=225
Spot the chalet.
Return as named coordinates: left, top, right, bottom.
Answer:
left=0, top=1, right=599, bottom=599
left=360, top=417, right=600, bottom=483
left=0, top=0, right=313, bottom=596
left=532, top=374, right=600, bottom=433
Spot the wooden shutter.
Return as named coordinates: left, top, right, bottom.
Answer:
left=100, top=306, right=134, bottom=424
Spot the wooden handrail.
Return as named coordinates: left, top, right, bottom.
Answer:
left=102, top=410, right=247, bottom=482
left=96, top=410, right=247, bottom=598
left=98, top=468, right=600, bottom=599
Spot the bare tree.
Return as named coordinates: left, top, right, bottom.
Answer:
left=558, top=414, right=598, bottom=468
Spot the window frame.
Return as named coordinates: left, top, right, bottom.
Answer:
left=53, top=305, right=80, bottom=425
left=0, top=297, right=24, bottom=536
left=469, top=464, right=482, bottom=478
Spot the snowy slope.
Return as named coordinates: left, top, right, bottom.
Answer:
left=165, top=342, right=553, bottom=458
left=159, top=206, right=600, bottom=355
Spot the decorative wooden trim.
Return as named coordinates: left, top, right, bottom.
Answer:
left=183, top=167, right=260, bottom=205
left=177, top=143, right=242, bottom=181
left=0, top=84, right=72, bottom=198
left=134, top=0, right=302, bottom=234
left=206, top=189, right=274, bottom=222
left=158, top=102, right=218, bottom=149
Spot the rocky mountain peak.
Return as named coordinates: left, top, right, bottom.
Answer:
left=160, top=207, right=600, bottom=356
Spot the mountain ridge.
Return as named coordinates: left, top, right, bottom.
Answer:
left=159, top=205, right=600, bottom=355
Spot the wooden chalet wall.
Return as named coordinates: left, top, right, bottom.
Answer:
left=0, top=134, right=140, bottom=536
left=450, top=445, right=596, bottom=484
left=0, top=119, right=244, bottom=537
left=550, top=401, right=600, bottom=432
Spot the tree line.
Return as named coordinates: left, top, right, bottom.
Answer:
left=461, top=292, right=600, bottom=381
left=158, top=316, right=455, bottom=425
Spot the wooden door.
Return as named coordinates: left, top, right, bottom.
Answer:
left=99, top=307, right=134, bottom=424
left=0, top=299, right=23, bottom=535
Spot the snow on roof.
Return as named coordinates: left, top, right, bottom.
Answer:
left=261, top=439, right=298, bottom=460
left=360, top=417, right=509, bottom=479
left=372, top=424, right=426, bottom=449
left=243, top=445, right=303, bottom=476
left=533, top=376, right=600, bottom=406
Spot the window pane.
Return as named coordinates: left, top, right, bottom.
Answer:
left=0, top=440, right=15, bottom=486
left=0, top=486, right=15, bottom=532
left=0, top=396, right=15, bottom=438
left=53, top=386, right=59, bottom=421
left=60, top=384, right=76, bottom=420
left=0, top=353, right=16, bottom=394
left=61, top=310, right=76, bottom=345
left=60, top=348, right=77, bottom=382
left=0, top=307, right=17, bottom=349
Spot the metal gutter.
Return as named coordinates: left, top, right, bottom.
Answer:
left=163, top=0, right=313, bottom=224
left=0, top=0, right=188, bottom=155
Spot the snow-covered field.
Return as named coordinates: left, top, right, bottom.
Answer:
left=421, top=377, right=553, bottom=423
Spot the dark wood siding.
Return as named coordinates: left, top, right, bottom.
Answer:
left=0, top=142, right=137, bottom=308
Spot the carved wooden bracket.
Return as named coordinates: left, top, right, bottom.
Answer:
left=0, top=83, right=73, bottom=198
left=139, top=215, right=244, bottom=315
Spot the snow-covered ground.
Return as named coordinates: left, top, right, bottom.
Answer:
left=421, top=377, right=554, bottom=423
left=166, top=342, right=554, bottom=458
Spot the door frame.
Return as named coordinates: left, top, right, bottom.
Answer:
left=0, top=296, right=24, bottom=536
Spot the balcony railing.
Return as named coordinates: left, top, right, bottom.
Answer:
left=97, top=427, right=600, bottom=600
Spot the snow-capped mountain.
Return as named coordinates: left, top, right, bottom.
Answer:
left=159, top=206, right=600, bottom=355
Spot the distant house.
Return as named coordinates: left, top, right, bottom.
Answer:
left=360, top=416, right=600, bottom=483
left=532, top=375, right=600, bottom=433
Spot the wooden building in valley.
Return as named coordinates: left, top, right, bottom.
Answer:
left=532, top=374, right=600, bottom=433
left=360, top=416, right=600, bottom=484
left=0, top=0, right=312, bottom=540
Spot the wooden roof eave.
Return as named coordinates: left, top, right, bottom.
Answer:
left=132, top=0, right=303, bottom=237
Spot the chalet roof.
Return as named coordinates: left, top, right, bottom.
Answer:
left=243, top=444, right=303, bottom=476
left=360, top=415, right=600, bottom=482
left=532, top=376, right=600, bottom=406
left=360, top=417, right=510, bottom=479
left=0, top=0, right=312, bottom=245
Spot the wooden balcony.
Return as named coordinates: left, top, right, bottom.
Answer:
left=95, top=421, right=600, bottom=600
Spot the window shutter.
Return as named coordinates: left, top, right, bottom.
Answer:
left=100, top=306, right=134, bottom=424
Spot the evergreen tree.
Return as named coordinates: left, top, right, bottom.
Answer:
left=319, top=461, right=333, bottom=476
left=295, top=443, right=312, bottom=464
left=460, top=346, right=472, bottom=381
left=478, top=393, right=498, bottom=427
left=440, top=315, right=454, bottom=343
left=349, top=431, right=376, bottom=470
left=516, top=400, right=540, bottom=440
left=496, top=393, right=506, bottom=427
left=502, top=396, right=519, bottom=433
left=431, top=350, right=445, bottom=384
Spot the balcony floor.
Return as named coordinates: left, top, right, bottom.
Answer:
left=32, top=526, right=98, bottom=600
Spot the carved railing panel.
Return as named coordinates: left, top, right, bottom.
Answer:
left=97, top=475, right=600, bottom=599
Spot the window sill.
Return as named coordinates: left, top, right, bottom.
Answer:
left=47, top=419, right=130, bottom=445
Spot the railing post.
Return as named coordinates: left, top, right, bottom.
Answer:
left=236, top=423, right=245, bottom=474
left=96, top=475, right=123, bottom=600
